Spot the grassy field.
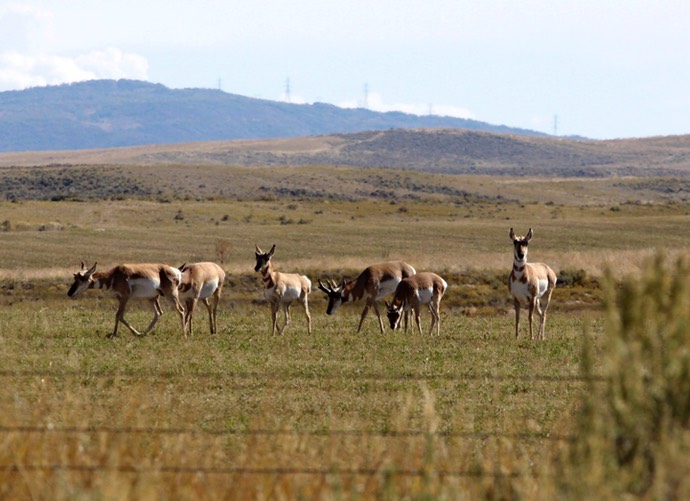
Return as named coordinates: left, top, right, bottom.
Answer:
left=2, top=194, right=690, bottom=499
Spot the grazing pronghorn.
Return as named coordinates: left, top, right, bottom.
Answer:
left=67, top=262, right=186, bottom=338
left=508, top=228, right=556, bottom=340
left=178, top=262, right=226, bottom=335
left=317, top=260, right=416, bottom=334
left=254, top=244, right=312, bottom=334
left=385, top=272, right=448, bottom=336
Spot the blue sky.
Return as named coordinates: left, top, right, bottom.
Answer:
left=1, top=0, right=688, bottom=139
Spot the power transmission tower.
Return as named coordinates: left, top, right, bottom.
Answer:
left=363, top=83, right=368, bottom=109
left=553, top=114, right=559, bottom=136
left=285, top=78, right=291, bottom=103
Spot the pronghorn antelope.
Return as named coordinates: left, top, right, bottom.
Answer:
left=385, top=272, right=448, bottom=336
left=508, top=228, right=556, bottom=340
left=317, top=260, right=416, bottom=334
left=67, top=262, right=186, bottom=338
left=178, top=262, right=225, bottom=335
left=254, top=244, right=312, bottom=334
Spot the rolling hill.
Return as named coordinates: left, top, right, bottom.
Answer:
left=2, top=128, right=690, bottom=204
left=0, top=79, right=545, bottom=152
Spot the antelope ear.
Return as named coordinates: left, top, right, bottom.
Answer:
left=509, top=228, right=515, bottom=241
left=526, top=228, right=533, bottom=241
left=87, top=262, right=98, bottom=276
left=268, top=244, right=276, bottom=257
left=255, top=244, right=262, bottom=254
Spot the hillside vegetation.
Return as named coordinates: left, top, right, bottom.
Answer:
left=1, top=128, right=690, bottom=204
left=0, top=80, right=543, bottom=152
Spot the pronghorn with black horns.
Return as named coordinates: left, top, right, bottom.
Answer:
left=508, top=228, right=556, bottom=340
left=67, top=262, right=186, bottom=338
left=178, top=262, right=226, bottom=335
left=318, top=260, right=416, bottom=334
left=254, top=244, right=312, bottom=334
left=385, top=272, right=448, bottom=336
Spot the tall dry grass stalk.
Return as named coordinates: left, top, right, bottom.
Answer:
left=561, top=253, right=690, bottom=499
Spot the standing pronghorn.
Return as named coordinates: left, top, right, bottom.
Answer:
left=254, top=244, right=312, bottom=334
left=508, top=228, right=556, bottom=340
left=385, top=272, right=448, bottom=336
left=178, top=262, right=226, bottom=335
left=67, top=262, right=186, bottom=338
left=317, top=260, right=416, bottom=334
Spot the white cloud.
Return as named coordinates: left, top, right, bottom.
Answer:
left=339, top=91, right=474, bottom=120
left=0, top=3, right=54, bottom=53
left=0, top=48, right=149, bottom=91
left=76, top=48, right=148, bottom=80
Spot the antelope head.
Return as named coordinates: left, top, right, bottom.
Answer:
left=318, top=278, right=346, bottom=315
left=385, top=300, right=404, bottom=330
left=68, top=261, right=97, bottom=298
left=509, top=228, right=533, bottom=262
left=254, top=244, right=276, bottom=272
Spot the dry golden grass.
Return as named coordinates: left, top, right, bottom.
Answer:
left=2, top=192, right=690, bottom=499
left=1, top=197, right=689, bottom=279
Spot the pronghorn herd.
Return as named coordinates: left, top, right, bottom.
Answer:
left=67, top=228, right=556, bottom=340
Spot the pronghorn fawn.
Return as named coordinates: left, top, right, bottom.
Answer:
left=508, top=228, right=556, bottom=340
left=386, top=272, right=448, bottom=336
left=67, top=262, right=186, bottom=338
left=318, top=260, right=416, bottom=334
left=254, top=244, right=312, bottom=334
left=178, top=262, right=225, bottom=335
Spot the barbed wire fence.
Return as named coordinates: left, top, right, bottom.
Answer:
left=1, top=368, right=599, bottom=480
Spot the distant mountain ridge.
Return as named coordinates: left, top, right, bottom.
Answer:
left=0, top=79, right=545, bottom=152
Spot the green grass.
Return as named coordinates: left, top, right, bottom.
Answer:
left=1, top=300, right=592, bottom=500
left=2, top=196, right=690, bottom=499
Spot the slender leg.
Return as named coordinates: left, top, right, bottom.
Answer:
left=538, top=287, right=554, bottom=340
left=414, top=305, right=422, bottom=335
left=169, top=291, right=186, bottom=336
left=202, top=298, right=214, bottom=334
left=141, top=297, right=163, bottom=335
left=528, top=297, right=536, bottom=340
left=108, top=296, right=129, bottom=338
left=428, top=301, right=440, bottom=336
left=185, top=296, right=199, bottom=336
left=513, top=298, right=521, bottom=339
left=270, top=302, right=279, bottom=334
left=302, top=296, right=312, bottom=334
left=357, top=303, right=372, bottom=333
left=279, top=303, right=291, bottom=334
left=117, top=297, right=149, bottom=338
left=372, top=301, right=385, bottom=334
